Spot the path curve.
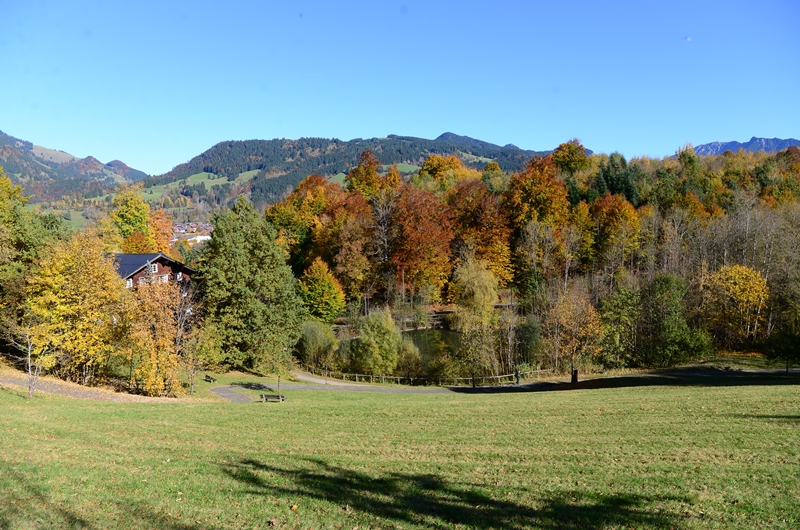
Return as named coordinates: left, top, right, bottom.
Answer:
left=291, top=370, right=365, bottom=386
left=209, top=385, right=253, bottom=402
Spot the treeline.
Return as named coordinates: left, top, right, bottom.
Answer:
left=3, top=139, right=799, bottom=398
left=271, top=143, right=800, bottom=378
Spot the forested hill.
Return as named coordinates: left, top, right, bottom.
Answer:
left=694, top=137, right=800, bottom=156
left=0, top=130, right=148, bottom=201
left=148, top=134, right=551, bottom=205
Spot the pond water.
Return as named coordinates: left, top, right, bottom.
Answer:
left=404, top=328, right=461, bottom=365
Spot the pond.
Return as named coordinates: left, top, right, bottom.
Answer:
left=404, top=328, right=462, bottom=366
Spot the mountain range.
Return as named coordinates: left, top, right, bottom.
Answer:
left=0, top=130, right=148, bottom=202
left=2, top=128, right=797, bottom=206
left=693, top=137, right=800, bottom=156
left=150, top=133, right=553, bottom=205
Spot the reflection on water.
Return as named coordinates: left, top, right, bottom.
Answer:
left=404, top=328, right=461, bottom=367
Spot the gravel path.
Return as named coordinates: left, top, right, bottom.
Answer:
left=4, top=368, right=794, bottom=403
left=291, top=370, right=367, bottom=386
left=209, top=385, right=253, bottom=402
left=0, top=372, right=175, bottom=402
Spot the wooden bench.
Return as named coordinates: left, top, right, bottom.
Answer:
left=260, top=394, right=285, bottom=403
left=204, top=375, right=217, bottom=383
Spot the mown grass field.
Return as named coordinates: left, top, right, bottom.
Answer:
left=1, top=373, right=798, bottom=529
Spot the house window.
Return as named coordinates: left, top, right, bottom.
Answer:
left=176, top=272, right=183, bottom=282
left=139, top=277, right=147, bottom=286
left=160, top=275, right=169, bottom=283
left=126, top=278, right=133, bottom=289
left=148, top=263, right=158, bottom=274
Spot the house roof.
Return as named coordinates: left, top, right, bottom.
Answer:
left=113, top=253, right=196, bottom=279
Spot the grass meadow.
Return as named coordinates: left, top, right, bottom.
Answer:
left=0, top=373, right=798, bottom=529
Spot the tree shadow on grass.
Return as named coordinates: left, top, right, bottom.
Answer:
left=223, top=458, right=686, bottom=529
left=449, top=369, right=800, bottom=394
left=0, top=463, right=94, bottom=530
left=735, top=414, right=800, bottom=423
left=0, top=459, right=209, bottom=530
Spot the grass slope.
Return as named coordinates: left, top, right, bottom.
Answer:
left=0, top=374, right=797, bottom=529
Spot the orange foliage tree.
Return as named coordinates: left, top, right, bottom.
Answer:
left=148, top=209, right=173, bottom=254
left=265, top=174, right=343, bottom=269
left=446, top=179, right=513, bottom=286
left=390, top=184, right=453, bottom=300
left=504, top=155, right=570, bottom=229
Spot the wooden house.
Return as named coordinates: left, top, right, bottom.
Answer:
left=113, top=253, right=195, bottom=289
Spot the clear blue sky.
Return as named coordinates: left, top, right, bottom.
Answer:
left=1, top=0, right=797, bottom=175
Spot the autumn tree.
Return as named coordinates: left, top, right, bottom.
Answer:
left=298, top=258, right=346, bottom=324
left=446, top=179, right=513, bottom=286
left=414, top=154, right=481, bottom=191
left=544, top=284, right=603, bottom=376
left=26, top=230, right=130, bottom=385
left=390, top=184, right=453, bottom=301
left=326, top=193, right=374, bottom=300
left=149, top=209, right=173, bottom=254
left=590, top=193, right=641, bottom=283
left=504, top=155, right=570, bottom=229
left=110, top=185, right=155, bottom=253
left=202, top=196, right=306, bottom=374
left=0, top=170, right=67, bottom=355
left=703, top=264, right=769, bottom=348
left=552, top=139, right=591, bottom=177
left=127, top=279, right=188, bottom=397
left=266, top=174, right=343, bottom=272
left=4, top=303, right=54, bottom=399
left=451, top=255, right=500, bottom=382
left=344, top=150, right=384, bottom=198
left=482, top=161, right=509, bottom=194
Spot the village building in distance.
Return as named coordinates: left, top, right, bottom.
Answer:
left=170, top=221, right=214, bottom=247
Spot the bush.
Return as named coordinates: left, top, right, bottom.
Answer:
left=350, top=308, right=401, bottom=375
left=295, top=320, right=339, bottom=371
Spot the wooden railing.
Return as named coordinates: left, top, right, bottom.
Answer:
left=303, top=366, right=553, bottom=387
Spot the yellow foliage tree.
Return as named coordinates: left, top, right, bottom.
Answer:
left=545, top=286, right=604, bottom=375
left=416, top=154, right=481, bottom=191
left=703, top=264, right=769, bottom=348
left=127, top=279, right=189, bottom=397
left=27, top=230, right=130, bottom=386
left=110, top=185, right=156, bottom=252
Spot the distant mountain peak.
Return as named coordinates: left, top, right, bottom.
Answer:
left=434, top=132, right=505, bottom=151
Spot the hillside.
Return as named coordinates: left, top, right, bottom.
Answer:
left=147, top=134, right=550, bottom=205
left=694, top=136, right=800, bottom=156
left=0, top=130, right=148, bottom=202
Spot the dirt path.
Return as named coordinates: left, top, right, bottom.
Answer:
left=290, top=370, right=367, bottom=386
left=0, top=372, right=174, bottom=403
left=4, top=368, right=794, bottom=403
left=209, top=385, right=253, bottom=402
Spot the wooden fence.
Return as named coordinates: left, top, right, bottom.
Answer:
left=303, top=365, right=553, bottom=387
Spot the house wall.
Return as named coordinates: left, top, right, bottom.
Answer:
left=128, top=258, right=191, bottom=287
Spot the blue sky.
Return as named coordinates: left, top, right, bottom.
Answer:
left=1, top=0, right=797, bottom=175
